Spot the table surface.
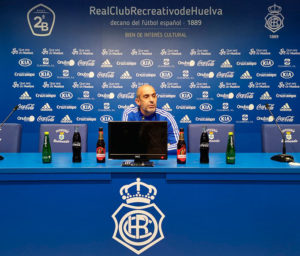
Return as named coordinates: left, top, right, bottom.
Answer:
left=0, top=152, right=299, bottom=174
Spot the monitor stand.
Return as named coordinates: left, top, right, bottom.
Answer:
left=122, top=159, right=154, bottom=167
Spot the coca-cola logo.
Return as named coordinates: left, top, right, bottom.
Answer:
left=236, top=92, right=254, bottom=99
left=200, top=143, right=209, bottom=148
left=117, top=93, right=135, bottom=99
left=276, top=116, right=294, bottom=123
left=216, top=72, right=234, bottom=78
left=37, top=115, right=55, bottom=122
left=97, top=72, right=115, bottom=78
left=256, top=104, right=274, bottom=110
left=18, top=104, right=35, bottom=110
left=197, top=60, right=215, bottom=66
left=77, top=60, right=95, bottom=66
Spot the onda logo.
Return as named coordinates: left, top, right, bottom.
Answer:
left=199, top=103, right=212, bottom=111
left=179, top=92, right=192, bottom=100
left=100, top=115, right=113, bottom=123
left=219, top=115, right=232, bottom=123
left=60, top=91, right=73, bottom=100
left=160, top=71, right=173, bottom=79
left=140, top=59, right=153, bottom=67
left=261, top=59, right=274, bottom=67
left=280, top=71, right=294, bottom=79
left=39, top=70, right=52, bottom=78
left=19, top=58, right=32, bottom=67
left=80, top=103, right=93, bottom=111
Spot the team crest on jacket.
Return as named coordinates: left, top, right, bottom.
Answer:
left=112, top=178, right=165, bottom=254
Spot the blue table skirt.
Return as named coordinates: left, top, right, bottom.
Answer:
left=0, top=153, right=299, bottom=256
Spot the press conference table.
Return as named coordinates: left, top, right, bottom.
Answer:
left=0, top=153, right=300, bottom=256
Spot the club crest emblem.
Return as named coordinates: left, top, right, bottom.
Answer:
left=27, top=4, right=55, bottom=37
left=59, top=132, right=64, bottom=141
left=265, top=4, right=284, bottom=33
left=112, top=178, right=165, bottom=254
left=286, top=132, right=292, bottom=141
left=208, top=131, right=215, bottom=140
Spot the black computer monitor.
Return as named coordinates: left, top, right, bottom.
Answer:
left=108, top=121, right=168, bottom=166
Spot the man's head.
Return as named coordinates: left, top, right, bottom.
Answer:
left=135, top=84, right=157, bottom=116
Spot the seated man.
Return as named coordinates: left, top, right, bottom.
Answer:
left=122, top=84, right=179, bottom=153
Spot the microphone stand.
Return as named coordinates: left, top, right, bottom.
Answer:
left=266, top=104, right=294, bottom=162
left=0, top=105, right=19, bottom=160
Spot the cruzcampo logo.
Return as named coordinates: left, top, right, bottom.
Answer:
left=27, top=4, right=55, bottom=36
left=112, top=178, right=165, bottom=254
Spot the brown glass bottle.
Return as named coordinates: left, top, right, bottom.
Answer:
left=177, top=128, right=186, bottom=164
left=96, top=127, right=106, bottom=163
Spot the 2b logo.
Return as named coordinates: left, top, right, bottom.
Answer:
left=27, top=4, right=55, bottom=36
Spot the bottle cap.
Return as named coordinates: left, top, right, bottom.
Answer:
left=228, top=132, right=233, bottom=135
left=44, top=131, right=49, bottom=135
left=180, top=128, right=184, bottom=132
left=99, top=127, right=103, bottom=131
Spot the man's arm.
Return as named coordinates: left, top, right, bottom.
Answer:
left=167, top=118, right=179, bottom=152
left=156, top=109, right=179, bottom=152
left=122, top=108, right=129, bottom=121
left=122, top=107, right=138, bottom=121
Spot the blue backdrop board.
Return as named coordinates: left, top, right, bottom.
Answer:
left=0, top=0, right=299, bottom=152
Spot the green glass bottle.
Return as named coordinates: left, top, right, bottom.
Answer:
left=42, top=131, right=52, bottom=163
left=226, top=132, right=235, bottom=164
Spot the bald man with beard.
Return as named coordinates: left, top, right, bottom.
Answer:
left=122, top=84, right=179, bottom=153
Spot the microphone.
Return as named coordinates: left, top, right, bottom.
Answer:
left=0, top=105, right=19, bottom=160
left=265, top=104, right=294, bottom=162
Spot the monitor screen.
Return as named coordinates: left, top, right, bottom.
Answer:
left=108, top=121, right=168, bottom=161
